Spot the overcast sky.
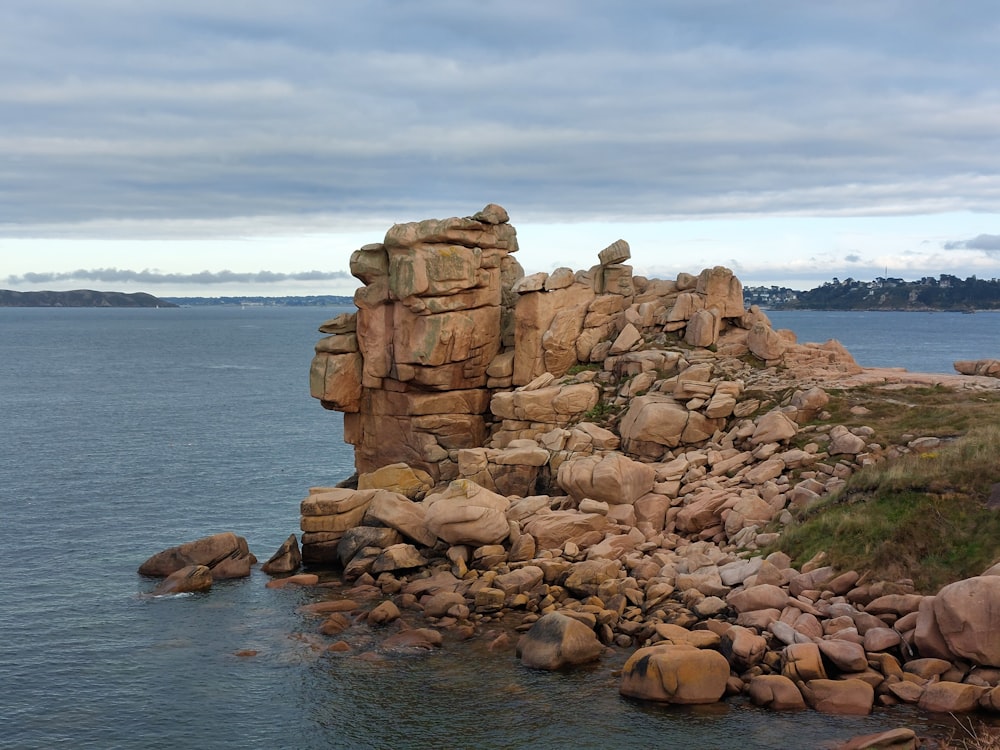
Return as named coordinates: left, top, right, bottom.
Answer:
left=2, top=1, right=999, bottom=296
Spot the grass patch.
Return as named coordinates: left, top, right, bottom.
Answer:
left=812, top=385, right=1000, bottom=444
left=775, top=424, right=1000, bottom=592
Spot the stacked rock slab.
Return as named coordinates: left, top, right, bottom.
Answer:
left=309, top=204, right=522, bottom=484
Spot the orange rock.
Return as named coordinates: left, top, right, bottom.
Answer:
left=620, top=644, right=730, bottom=704
left=802, top=678, right=874, bottom=715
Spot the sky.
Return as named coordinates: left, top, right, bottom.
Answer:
left=2, top=1, right=1000, bottom=297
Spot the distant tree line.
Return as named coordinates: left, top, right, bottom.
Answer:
left=744, top=275, right=1000, bottom=311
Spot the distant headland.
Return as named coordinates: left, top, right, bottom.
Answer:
left=0, top=289, right=179, bottom=308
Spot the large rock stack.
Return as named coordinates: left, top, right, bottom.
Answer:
left=310, top=204, right=522, bottom=484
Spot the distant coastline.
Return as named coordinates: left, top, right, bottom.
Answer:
left=0, top=290, right=356, bottom=308
left=0, top=289, right=178, bottom=308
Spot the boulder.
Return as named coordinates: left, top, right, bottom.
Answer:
left=357, top=463, right=433, bottom=500
left=557, top=453, right=656, bottom=505
left=564, top=559, right=623, bottom=598
left=747, top=322, right=786, bottom=361
left=727, top=584, right=789, bottom=613
left=747, top=674, right=807, bottom=710
left=364, top=489, right=437, bottom=547
left=619, top=394, right=690, bottom=453
left=337, top=526, right=403, bottom=567
left=749, top=411, right=798, bottom=446
left=917, top=681, right=986, bottom=713
left=138, top=532, right=254, bottom=579
left=366, top=600, right=402, bottom=626
left=424, top=480, right=511, bottom=546
left=782, top=642, right=827, bottom=682
left=381, top=628, right=443, bottom=652
left=516, top=612, right=603, bottom=670
left=522, top=511, right=610, bottom=550
left=151, top=565, right=212, bottom=595
left=933, top=575, right=1000, bottom=666
left=619, top=644, right=730, bottom=704
left=801, top=678, right=874, bottom=715
left=720, top=625, right=767, bottom=671
left=371, top=543, right=428, bottom=573
left=828, top=425, right=867, bottom=456
left=261, top=534, right=302, bottom=574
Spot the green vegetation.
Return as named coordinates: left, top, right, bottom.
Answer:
left=775, top=407, right=1000, bottom=592
left=582, top=400, right=618, bottom=422
left=745, top=274, right=1000, bottom=311
left=566, top=363, right=600, bottom=375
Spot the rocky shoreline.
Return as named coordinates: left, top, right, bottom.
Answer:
left=140, top=205, right=1000, bottom=749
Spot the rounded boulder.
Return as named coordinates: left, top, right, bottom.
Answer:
left=619, top=644, right=730, bottom=704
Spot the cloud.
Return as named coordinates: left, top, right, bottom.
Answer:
left=0, top=0, right=998, bottom=245
left=3, top=268, right=351, bottom=285
left=844, top=253, right=862, bottom=263
left=943, top=234, right=1000, bottom=252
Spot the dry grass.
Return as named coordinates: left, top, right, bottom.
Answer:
left=943, top=717, right=1000, bottom=750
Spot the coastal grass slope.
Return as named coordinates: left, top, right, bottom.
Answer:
left=776, top=388, right=1000, bottom=592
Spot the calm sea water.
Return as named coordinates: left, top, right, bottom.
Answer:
left=768, top=309, right=999, bottom=374
left=0, top=306, right=983, bottom=750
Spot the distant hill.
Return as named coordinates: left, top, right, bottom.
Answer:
left=163, top=295, right=354, bottom=306
left=0, top=289, right=178, bottom=308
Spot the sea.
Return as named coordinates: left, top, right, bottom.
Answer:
left=2, top=306, right=997, bottom=750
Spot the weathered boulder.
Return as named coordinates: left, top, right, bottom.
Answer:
left=782, top=642, right=828, bottom=682
left=727, top=584, right=789, bottom=613
left=371, top=543, right=428, bottom=573
left=261, top=534, right=301, bottom=574
left=366, top=600, right=401, bottom=626
left=619, top=394, right=690, bottom=454
left=337, top=526, right=403, bottom=567
left=828, top=425, right=868, bottom=456
left=749, top=411, right=798, bottom=446
left=522, top=510, right=610, bottom=550
left=619, top=644, right=730, bottom=704
left=747, top=674, right=807, bottom=710
left=138, top=532, right=254, bottom=579
left=917, top=681, right=987, bottom=714
left=516, top=612, right=604, bottom=670
left=932, top=575, right=1000, bottom=666
left=424, top=480, right=511, bottom=546
left=564, top=559, right=623, bottom=598
left=364, top=489, right=437, bottom=547
left=151, top=565, right=212, bottom=595
left=954, top=358, right=1000, bottom=378
left=801, top=678, right=874, bottom=715
left=309, top=351, right=363, bottom=412
left=357, top=462, right=433, bottom=500
left=557, top=453, right=656, bottom=505
left=381, top=628, right=443, bottom=652
left=747, top=322, right=786, bottom=360
left=720, top=625, right=767, bottom=670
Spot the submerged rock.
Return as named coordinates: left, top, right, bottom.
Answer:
left=151, top=564, right=212, bottom=595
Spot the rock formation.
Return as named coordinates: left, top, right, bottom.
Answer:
left=297, top=205, right=1000, bottom=720
left=138, top=532, right=256, bottom=579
